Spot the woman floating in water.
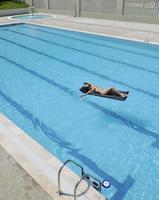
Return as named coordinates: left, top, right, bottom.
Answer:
left=80, top=82, right=129, bottom=100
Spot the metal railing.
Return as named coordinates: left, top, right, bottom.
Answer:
left=124, top=0, right=159, bottom=18
left=58, top=159, right=85, bottom=196
left=57, top=159, right=103, bottom=200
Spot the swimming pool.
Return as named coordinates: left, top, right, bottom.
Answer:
left=0, top=23, right=159, bottom=200
left=11, top=14, right=52, bottom=20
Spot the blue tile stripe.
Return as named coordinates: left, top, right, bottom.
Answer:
left=0, top=89, right=134, bottom=194
left=5, top=28, right=159, bottom=76
left=0, top=55, right=159, bottom=150
left=20, top=25, right=159, bottom=60
left=0, top=36, right=159, bottom=100
left=0, top=22, right=24, bottom=28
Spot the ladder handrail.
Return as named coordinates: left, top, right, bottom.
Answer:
left=74, top=173, right=101, bottom=200
left=58, top=159, right=84, bottom=195
left=74, top=174, right=89, bottom=200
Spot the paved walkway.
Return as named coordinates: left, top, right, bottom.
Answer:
left=0, top=145, right=53, bottom=200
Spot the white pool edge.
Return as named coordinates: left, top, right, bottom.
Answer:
left=26, top=21, right=159, bottom=46
left=0, top=113, right=106, bottom=200
left=1, top=18, right=159, bottom=46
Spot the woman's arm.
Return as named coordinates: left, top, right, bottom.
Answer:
left=81, top=87, right=95, bottom=98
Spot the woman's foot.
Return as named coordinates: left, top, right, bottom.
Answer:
left=121, top=93, right=128, bottom=98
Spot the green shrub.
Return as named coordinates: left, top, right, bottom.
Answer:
left=0, top=0, right=29, bottom=10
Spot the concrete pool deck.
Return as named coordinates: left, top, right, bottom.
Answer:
left=0, top=14, right=159, bottom=43
left=0, top=14, right=159, bottom=200
left=0, top=145, right=54, bottom=200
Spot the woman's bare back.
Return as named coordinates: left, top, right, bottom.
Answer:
left=93, top=86, right=109, bottom=95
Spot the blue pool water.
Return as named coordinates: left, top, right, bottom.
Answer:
left=12, top=14, right=52, bottom=20
left=0, top=23, right=159, bottom=200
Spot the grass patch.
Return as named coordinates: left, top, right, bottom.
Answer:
left=0, top=0, right=29, bottom=10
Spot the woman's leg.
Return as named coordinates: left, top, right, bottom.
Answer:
left=104, top=88, right=126, bottom=97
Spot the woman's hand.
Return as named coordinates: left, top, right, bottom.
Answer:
left=81, top=94, right=85, bottom=98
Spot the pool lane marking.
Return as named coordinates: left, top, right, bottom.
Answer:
left=4, top=28, right=159, bottom=77
left=0, top=54, right=159, bottom=150
left=0, top=36, right=159, bottom=101
left=20, top=25, right=159, bottom=60
left=0, top=89, right=125, bottom=190
left=0, top=55, right=73, bottom=95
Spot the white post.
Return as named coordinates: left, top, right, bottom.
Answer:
left=45, top=0, right=49, bottom=9
left=117, top=0, right=125, bottom=16
left=74, top=0, right=80, bottom=17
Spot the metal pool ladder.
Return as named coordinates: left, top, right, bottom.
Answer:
left=57, top=159, right=102, bottom=200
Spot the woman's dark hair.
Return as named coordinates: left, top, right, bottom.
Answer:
left=80, top=83, right=92, bottom=93
left=84, top=82, right=91, bottom=88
